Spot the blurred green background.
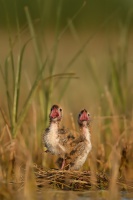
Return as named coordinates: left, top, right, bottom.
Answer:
left=0, top=0, right=133, bottom=28
left=0, top=0, right=133, bottom=134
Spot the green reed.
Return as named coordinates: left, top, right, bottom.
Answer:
left=86, top=13, right=133, bottom=117
left=0, top=1, right=79, bottom=139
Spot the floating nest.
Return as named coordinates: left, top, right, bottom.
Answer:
left=33, top=165, right=133, bottom=191
left=34, top=166, right=109, bottom=190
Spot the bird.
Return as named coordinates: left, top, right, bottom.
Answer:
left=43, top=104, right=75, bottom=169
left=64, top=109, right=92, bottom=170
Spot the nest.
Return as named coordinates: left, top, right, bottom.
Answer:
left=33, top=165, right=108, bottom=191
left=33, top=165, right=133, bottom=191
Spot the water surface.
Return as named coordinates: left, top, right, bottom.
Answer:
left=37, top=190, right=133, bottom=200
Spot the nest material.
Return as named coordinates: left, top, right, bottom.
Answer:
left=34, top=165, right=109, bottom=190
left=33, top=165, right=133, bottom=191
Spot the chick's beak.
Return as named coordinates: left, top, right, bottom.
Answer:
left=50, top=108, right=59, bottom=118
left=80, top=110, right=89, bottom=121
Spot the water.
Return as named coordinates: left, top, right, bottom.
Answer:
left=37, top=190, right=133, bottom=200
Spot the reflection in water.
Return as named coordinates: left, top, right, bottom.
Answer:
left=39, top=190, right=77, bottom=200
left=38, top=190, right=133, bottom=200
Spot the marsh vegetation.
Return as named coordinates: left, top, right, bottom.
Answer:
left=0, top=1, right=133, bottom=199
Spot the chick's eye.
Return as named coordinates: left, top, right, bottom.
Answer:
left=79, top=113, right=81, bottom=117
left=88, top=113, right=90, bottom=116
left=59, top=108, right=62, bottom=112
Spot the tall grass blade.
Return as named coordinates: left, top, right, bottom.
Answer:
left=2, top=0, right=15, bottom=92
left=43, top=73, right=77, bottom=82
left=13, top=58, right=48, bottom=137
left=12, top=39, right=31, bottom=137
left=58, top=1, right=86, bottom=40
left=9, top=44, right=15, bottom=95
left=109, top=46, right=124, bottom=106
left=25, top=6, right=43, bottom=69
left=0, top=64, right=5, bottom=81
left=5, top=56, right=12, bottom=128
left=49, top=0, right=62, bottom=74
left=25, top=5, right=48, bottom=127
left=0, top=107, right=10, bottom=127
